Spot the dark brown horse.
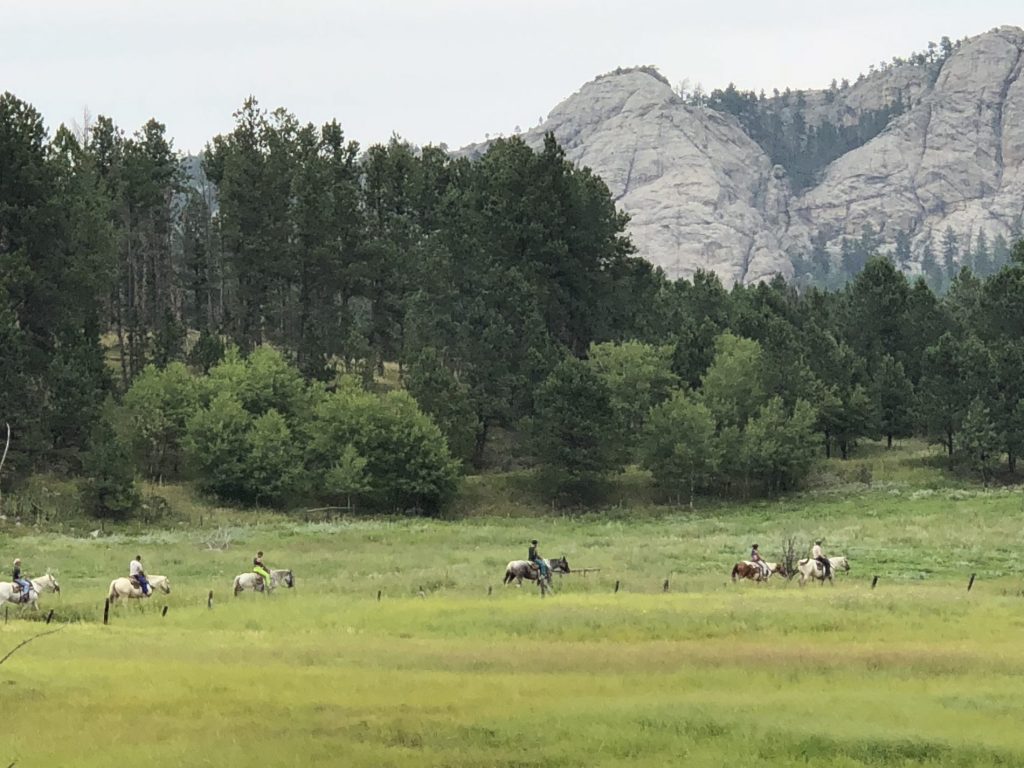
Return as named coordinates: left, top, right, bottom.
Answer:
left=731, top=561, right=787, bottom=582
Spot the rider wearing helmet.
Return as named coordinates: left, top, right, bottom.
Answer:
left=130, top=554, right=151, bottom=596
left=812, top=540, right=832, bottom=578
left=528, top=539, right=549, bottom=580
left=750, top=544, right=770, bottom=581
left=12, top=558, right=31, bottom=602
left=253, top=551, right=272, bottom=592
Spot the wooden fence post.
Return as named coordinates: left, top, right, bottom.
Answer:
left=45, top=609, right=54, bottom=625
left=663, top=578, right=670, bottom=593
left=377, top=590, right=382, bottom=602
left=208, top=590, right=214, bottom=609
left=487, top=586, right=492, bottom=597
left=968, top=573, right=976, bottom=592
left=161, top=605, right=168, bottom=617
left=614, top=580, right=620, bottom=594
left=103, top=598, right=110, bottom=625
left=870, top=575, right=879, bottom=589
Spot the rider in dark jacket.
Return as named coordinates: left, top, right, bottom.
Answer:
left=528, top=539, right=549, bottom=578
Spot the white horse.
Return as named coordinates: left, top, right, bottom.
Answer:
left=233, top=568, right=294, bottom=596
left=797, top=556, right=849, bottom=586
left=503, top=557, right=570, bottom=587
left=0, top=573, right=61, bottom=611
left=107, top=575, right=171, bottom=603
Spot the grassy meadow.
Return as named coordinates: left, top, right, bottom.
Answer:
left=3, top=441, right=1024, bottom=766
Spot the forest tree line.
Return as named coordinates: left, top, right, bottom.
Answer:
left=2, top=91, right=1024, bottom=516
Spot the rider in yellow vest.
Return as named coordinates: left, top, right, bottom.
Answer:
left=253, top=551, right=272, bottom=592
left=812, top=540, right=832, bottom=578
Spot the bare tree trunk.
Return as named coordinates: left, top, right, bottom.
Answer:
left=0, top=423, right=10, bottom=516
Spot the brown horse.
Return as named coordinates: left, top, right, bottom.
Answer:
left=731, top=561, right=787, bottom=582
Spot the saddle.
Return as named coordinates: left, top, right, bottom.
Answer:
left=10, top=583, right=30, bottom=602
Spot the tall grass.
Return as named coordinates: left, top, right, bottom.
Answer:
left=2, top=440, right=1023, bottom=766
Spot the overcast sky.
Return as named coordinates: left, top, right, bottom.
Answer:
left=3, top=1, right=1021, bottom=154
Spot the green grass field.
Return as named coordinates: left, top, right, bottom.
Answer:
left=3, top=442, right=1024, bottom=766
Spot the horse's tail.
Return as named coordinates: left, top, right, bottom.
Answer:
left=502, top=567, right=512, bottom=585
left=107, top=581, right=118, bottom=603
left=233, top=576, right=242, bottom=596
left=731, top=564, right=740, bottom=582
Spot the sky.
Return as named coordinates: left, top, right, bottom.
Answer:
left=3, top=1, right=1021, bottom=154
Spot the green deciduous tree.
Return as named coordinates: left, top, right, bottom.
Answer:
left=123, top=362, right=201, bottom=481
left=245, top=409, right=303, bottom=505
left=309, top=381, right=459, bottom=513
left=641, top=392, right=720, bottom=506
left=184, top=392, right=253, bottom=500
left=588, top=340, right=678, bottom=454
left=701, top=333, right=766, bottom=429
left=740, top=397, right=818, bottom=494
left=324, top=444, right=371, bottom=511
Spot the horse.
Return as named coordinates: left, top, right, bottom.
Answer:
left=233, top=568, right=294, bottom=596
left=107, top=575, right=171, bottom=603
left=731, top=561, right=787, bottom=582
left=796, top=556, right=849, bottom=586
left=503, top=557, right=570, bottom=587
left=0, top=573, right=61, bottom=611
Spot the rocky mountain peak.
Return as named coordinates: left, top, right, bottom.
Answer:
left=473, top=26, right=1024, bottom=286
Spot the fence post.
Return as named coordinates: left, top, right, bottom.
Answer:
left=487, top=586, right=492, bottom=597
left=968, top=573, right=976, bottom=592
left=161, top=605, right=168, bottom=617
left=377, top=590, right=382, bottom=602
left=103, top=598, right=110, bottom=625
left=870, top=575, right=879, bottom=589
left=208, top=590, right=214, bottom=609
left=614, top=580, right=620, bottom=594
left=45, top=609, right=54, bottom=625
left=663, top=579, right=670, bottom=593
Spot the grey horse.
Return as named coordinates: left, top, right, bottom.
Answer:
left=503, top=557, right=570, bottom=587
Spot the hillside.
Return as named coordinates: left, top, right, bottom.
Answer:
left=468, top=27, right=1024, bottom=285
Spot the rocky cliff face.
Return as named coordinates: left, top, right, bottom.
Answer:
left=477, top=26, right=1024, bottom=284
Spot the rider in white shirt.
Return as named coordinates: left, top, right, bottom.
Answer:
left=129, top=555, right=151, bottom=596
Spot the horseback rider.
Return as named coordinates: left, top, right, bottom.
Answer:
left=812, top=539, right=832, bottom=579
left=12, top=558, right=31, bottom=602
left=750, top=544, right=770, bottom=580
left=528, top=539, right=549, bottom=580
left=253, top=551, right=272, bottom=591
left=130, top=554, right=151, bottom=596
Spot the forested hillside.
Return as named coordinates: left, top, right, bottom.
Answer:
left=2, top=90, right=1024, bottom=518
